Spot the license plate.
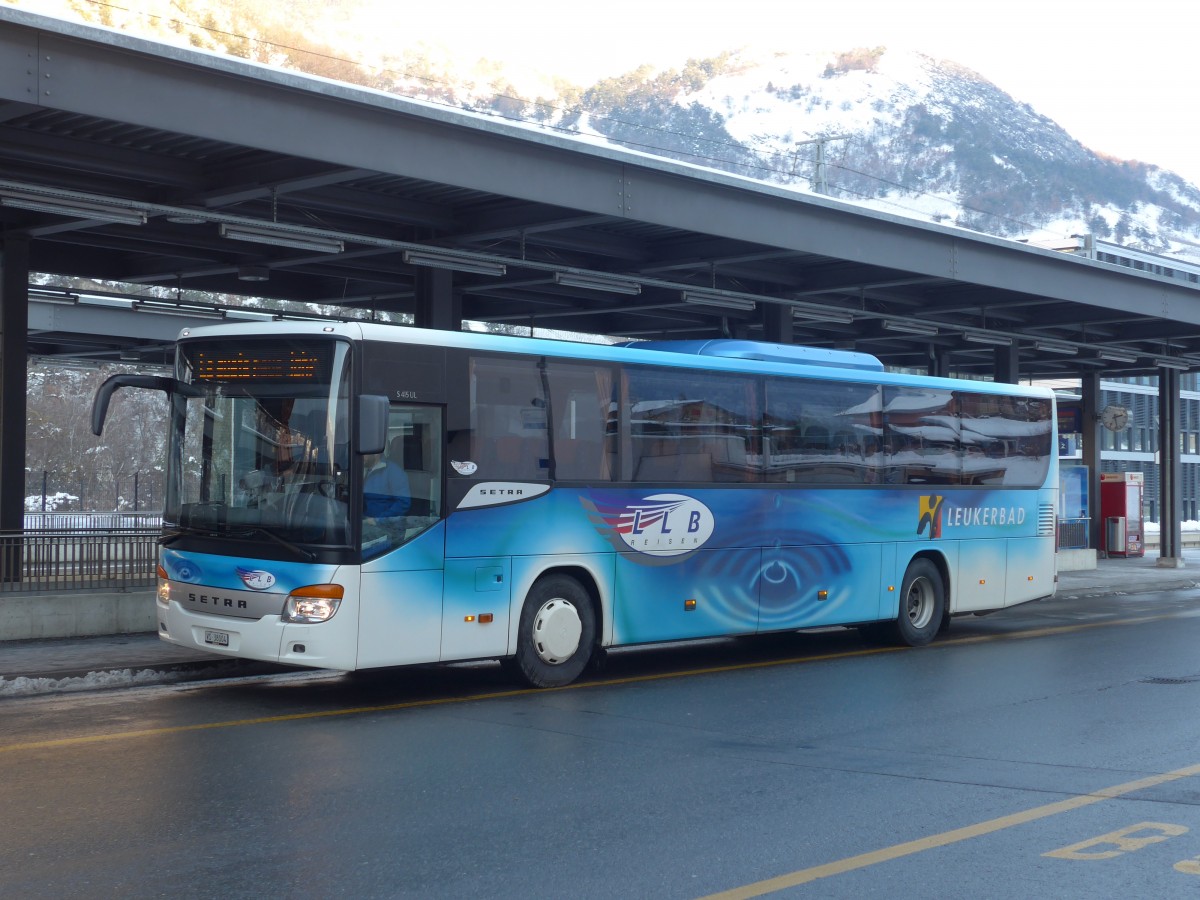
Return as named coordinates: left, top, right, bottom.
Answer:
left=204, top=630, right=230, bottom=647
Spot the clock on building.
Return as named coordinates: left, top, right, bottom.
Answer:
left=1100, top=404, right=1130, bottom=432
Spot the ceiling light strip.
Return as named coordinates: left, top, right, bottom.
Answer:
left=962, top=331, right=1013, bottom=346
left=556, top=272, right=642, bottom=295
left=219, top=223, right=344, bottom=254
left=1151, top=357, right=1191, bottom=371
left=0, top=191, right=147, bottom=226
left=403, top=250, right=506, bottom=277
left=881, top=319, right=938, bottom=336
left=1034, top=341, right=1077, bottom=356
left=791, top=305, right=855, bottom=324
left=680, top=290, right=756, bottom=311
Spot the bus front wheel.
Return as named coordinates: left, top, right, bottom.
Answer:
left=511, top=575, right=596, bottom=688
left=892, top=558, right=944, bottom=646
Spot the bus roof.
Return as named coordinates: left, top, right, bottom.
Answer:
left=176, top=321, right=1054, bottom=399
left=623, top=340, right=885, bottom=372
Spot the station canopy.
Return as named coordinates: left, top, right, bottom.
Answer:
left=3, top=8, right=1200, bottom=378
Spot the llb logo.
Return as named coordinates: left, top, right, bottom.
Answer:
left=237, top=567, right=277, bottom=591
left=582, top=493, right=715, bottom=560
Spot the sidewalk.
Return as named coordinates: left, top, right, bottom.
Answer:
left=3, top=551, right=1199, bottom=695
left=1054, top=549, right=1200, bottom=598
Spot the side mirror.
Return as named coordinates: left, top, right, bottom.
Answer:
left=91, top=374, right=197, bottom=435
left=357, top=395, right=389, bottom=455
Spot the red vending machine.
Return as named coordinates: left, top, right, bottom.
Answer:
left=1100, top=472, right=1145, bottom=557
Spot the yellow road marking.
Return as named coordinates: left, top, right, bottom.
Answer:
left=0, top=611, right=1179, bottom=755
left=697, top=763, right=1200, bottom=899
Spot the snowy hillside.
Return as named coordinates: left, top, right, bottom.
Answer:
left=11, top=1, right=1200, bottom=260
left=562, top=47, right=1200, bottom=259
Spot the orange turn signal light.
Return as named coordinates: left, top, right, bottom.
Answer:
left=290, top=584, right=345, bottom=600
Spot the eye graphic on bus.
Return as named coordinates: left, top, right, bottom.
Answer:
left=163, top=552, right=201, bottom=583
left=451, top=460, right=478, bottom=475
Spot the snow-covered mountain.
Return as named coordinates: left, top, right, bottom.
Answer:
left=516, top=47, right=1200, bottom=258
left=13, top=0, right=1200, bottom=259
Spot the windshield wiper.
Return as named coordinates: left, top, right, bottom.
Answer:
left=231, top=526, right=317, bottom=562
left=161, top=515, right=320, bottom=561
left=160, top=524, right=212, bottom=546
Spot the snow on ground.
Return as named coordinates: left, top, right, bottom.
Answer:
left=1143, top=521, right=1200, bottom=534
left=0, top=665, right=341, bottom=699
left=0, top=667, right=189, bottom=697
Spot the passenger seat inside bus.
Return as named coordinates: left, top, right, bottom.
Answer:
left=554, top=438, right=609, bottom=480
left=493, top=435, right=546, bottom=481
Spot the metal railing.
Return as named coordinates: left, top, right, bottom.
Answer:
left=0, top=528, right=158, bottom=593
left=1057, top=517, right=1090, bottom=551
left=23, top=512, right=163, bottom=531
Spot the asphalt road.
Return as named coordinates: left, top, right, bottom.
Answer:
left=5, top=586, right=1200, bottom=899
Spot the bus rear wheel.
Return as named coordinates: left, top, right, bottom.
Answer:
left=511, top=575, right=596, bottom=688
left=891, top=558, right=944, bottom=646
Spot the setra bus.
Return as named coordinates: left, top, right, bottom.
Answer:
left=92, top=322, right=1058, bottom=687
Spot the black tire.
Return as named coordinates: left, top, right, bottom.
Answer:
left=890, top=557, right=945, bottom=646
left=511, top=575, right=596, bottom=688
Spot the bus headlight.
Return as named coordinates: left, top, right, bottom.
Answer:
left=282, top=584, right=345, bottom=624
left=156, top=565, right=171, bottom=607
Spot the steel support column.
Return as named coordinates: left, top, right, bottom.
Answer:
left=0, top=234, right=28, bottom=548
left=927, top=346, right=950, bottom=378
left=1081, top=373, right=1103, bottom=554
left=760, top=304, right=793, bottom=345
left=1157, top=366, right=1184, bottom=567
left=993, top=343, right=1020, bottom=385
left=413, top=269, right=460, bottom=331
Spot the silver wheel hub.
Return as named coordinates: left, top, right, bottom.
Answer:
left=906, top=578, right=934, bottom=630
left=532, top=598, right=583, bottom=665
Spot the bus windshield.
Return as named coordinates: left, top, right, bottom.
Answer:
left=165, top=339, right=352, bottom=548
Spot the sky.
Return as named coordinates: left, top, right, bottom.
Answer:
left=357, top=0, right=1200, bottom=184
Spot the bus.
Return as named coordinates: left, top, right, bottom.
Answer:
left=92, top=323, right=1058, bottom=687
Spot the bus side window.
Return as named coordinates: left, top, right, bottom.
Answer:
left=765, top=379, right=880, bottom=484
left=469, top=356, right=549, bottom=481
left=958, top=392, right=1052, bottom=487
left=882, top=386, right=959, bottom=485
left=547, top=362, right=615, bottom=481
left=626, top=366, right=757, bottom=484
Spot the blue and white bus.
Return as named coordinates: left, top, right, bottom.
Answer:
left=92, top=323, right=1058, bottom=687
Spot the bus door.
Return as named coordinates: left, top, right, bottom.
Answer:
left=357, top=404, right=447, bottom=668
